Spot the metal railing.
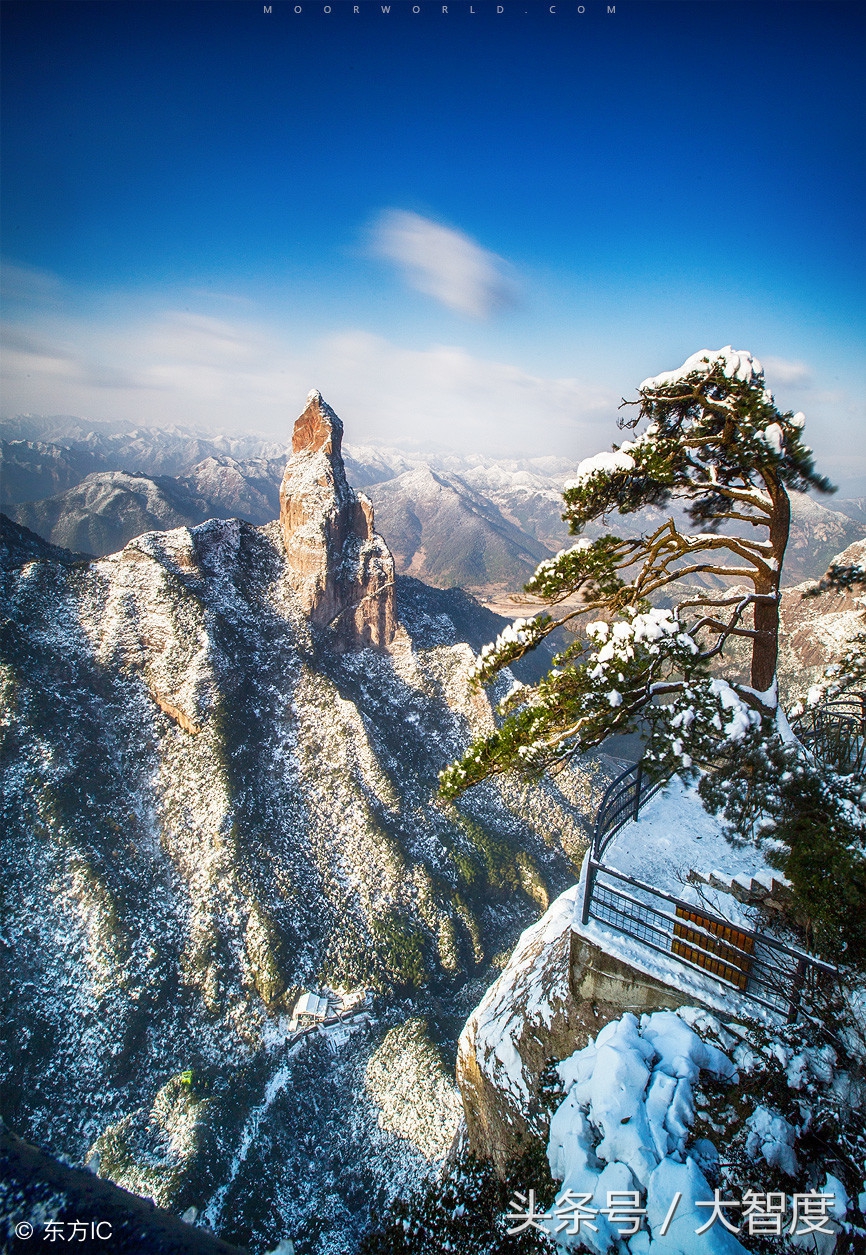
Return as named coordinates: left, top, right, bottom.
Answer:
left=790, top=693, right=866, bottom=776
left=592, top=759, right=668, bottom=862
left=579, top=755, right=839, bottom=1023
left=579, top=860, right=834, bottom=1023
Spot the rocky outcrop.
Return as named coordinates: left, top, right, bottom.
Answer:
left=279, top=391, right=397, bottom=650
left=1, top=1121, right=248, bottom=1255
left=777, top=536, right=865, bottom=695
left=456, top=885, right=684, bottom=1175
left=151, top=690, right=202, bottom=736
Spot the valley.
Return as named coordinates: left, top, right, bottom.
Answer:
left=2, top=398, right=864, bottom=1254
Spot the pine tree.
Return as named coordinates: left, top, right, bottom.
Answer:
left=440, top=347, right=834, bottom=799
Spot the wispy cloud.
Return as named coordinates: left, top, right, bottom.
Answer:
left=0, top=260, right=68, bottom=307
left=369, top=210, right=519, bottom=318
left=318, top=330, right=612, bottom=456
left=0, top=307, right=614, bottom=458
left=1, top=288, right=859, bottom=480
left=762, top=355, right=811, bottom=387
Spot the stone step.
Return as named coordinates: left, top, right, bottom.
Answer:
left=687, top=867, right=792, bottom=905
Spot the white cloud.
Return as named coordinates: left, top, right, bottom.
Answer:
left=369, top=209, right=519, bottom=318
left=2, top=299, right=859, bottom=479
left=316, top=330, right=613, bottom=456
left=0, top=308, right=616, bottom=459
left=0, top=310, right=303, bottom=421
left=762, top=355, right=811, bottom=387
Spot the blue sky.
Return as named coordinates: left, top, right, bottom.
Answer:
left=2, top=1, right=865, bottom=488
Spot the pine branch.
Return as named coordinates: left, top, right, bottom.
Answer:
left=677, top=591, right=769, bottom=612
left=442, top=347, right=832, bottom=797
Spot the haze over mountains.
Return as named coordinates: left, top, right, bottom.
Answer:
left=3, top=414, right=864, bottom=592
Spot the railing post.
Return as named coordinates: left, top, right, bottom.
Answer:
left=581, top=858, right=596, bottom=925
left=787, top=957, right=807, bottom=1024
left=633, top=761, right=643, bottom=821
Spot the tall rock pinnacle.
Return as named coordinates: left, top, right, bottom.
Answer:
left=279, top=390, right=397, bottom=650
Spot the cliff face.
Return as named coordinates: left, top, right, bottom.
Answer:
left=280, top=391, right=396, bottom=650
left=456, top=886, right=682, bottom=1174
left=776, top=536, right=865, bottom=698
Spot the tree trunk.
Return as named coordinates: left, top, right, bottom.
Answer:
left=750, top=480, right=791, bottom=695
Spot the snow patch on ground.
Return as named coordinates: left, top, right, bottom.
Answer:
left=571, top=778, right=789, bottom=1023
left=598, top=776, right=770, bottom=910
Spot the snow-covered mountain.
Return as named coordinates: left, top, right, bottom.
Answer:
left=365, top=464, right=552, bottom=590
left=777, top=536, right=866, bottom=701
left=7, top=469, right=216, bottom=554
left=3, top=455, right=288, bottom=556
left=1, top=417, right=284, bottom=477
left=0, top=438, right=108, bottom=505
left=4, top=417, right=862, bottom=587
left=4, top=402, right=863, bottom=1252
left=1, top=396, right=614, bottom=1254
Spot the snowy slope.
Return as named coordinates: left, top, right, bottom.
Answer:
left=0, top=514, right=609, bottom=1254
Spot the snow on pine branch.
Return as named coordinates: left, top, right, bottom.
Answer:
left=468, top=613, right=554, bottom=687
left=639, top=344, right=770, bottom=396
left=524, top=535, right=627, bottom=605
left=564, top=447, right=637, bottom=488
left=562, top=424, right=661, bottom=492
left=562, top=346, right=829, bottom=542
left=440, top=607, right=765, bottom=797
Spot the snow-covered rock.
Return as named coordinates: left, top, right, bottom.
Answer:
left=543, top=1009, right=744, bottom=1254
left=457, top=887, right=684, bottom=1172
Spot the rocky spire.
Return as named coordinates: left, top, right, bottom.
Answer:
left=279, top=390, right=397, bottom=650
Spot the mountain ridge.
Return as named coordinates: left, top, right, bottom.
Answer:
left=4, top=418, right=862, bottom=590
left=0, top=400, right=608, bottom=1254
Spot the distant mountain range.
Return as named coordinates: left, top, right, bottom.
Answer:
left=3, top=415, right=864, bottom=590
